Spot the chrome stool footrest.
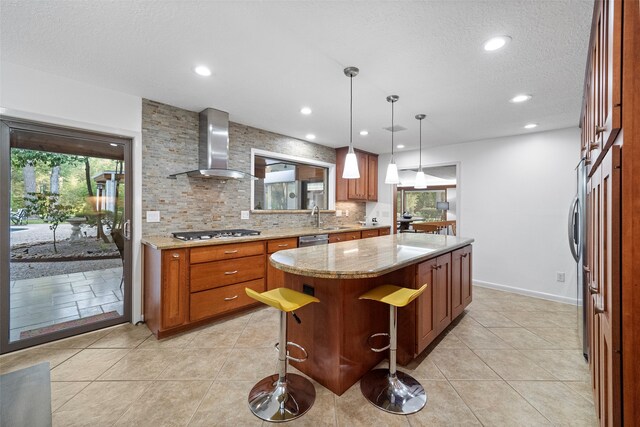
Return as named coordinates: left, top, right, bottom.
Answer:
left=274, top=341, right=309, bottom=363
left=367, top=332, right=390, bottom=353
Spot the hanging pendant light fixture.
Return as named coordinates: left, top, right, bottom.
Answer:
left=414, top=114, right=427, bottom=189
left=342, top=67, right=360, bottom=179
left=384, top=95, right=400, bottom=184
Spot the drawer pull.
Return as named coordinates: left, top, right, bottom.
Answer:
left=224, top=270, right=238, bottom=275
left=336, top=238, right=342, bottom=241
left=432, top=265, right=442, bottom=270
left=594, top=303, right=605, bottom=314
left=172, top=253, right=180, bottom=258
left=224, top=250, right=239, bottom=254
left=461, top=253, right=468, bottom=258
left=595, top=125, right=606, bottom=134
left=589, top=142, right=599, bottom=151
left=589, top=285, right=598, bottom=294
left=224, top=295, right=239, bottom=301
left=277, top=244, right=289, bottom=247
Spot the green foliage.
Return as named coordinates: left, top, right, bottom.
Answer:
left=11, top=149, right=82, bottom=169
left=23, top=191, right=74, bottom=253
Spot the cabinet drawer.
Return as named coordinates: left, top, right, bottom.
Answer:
left=361, top=229, right=379, bottom=239
left=267, top=237, right=298, bottom=254
left=329, top=231, right=361, bottom=243
left=190, top=241, right=265, bottom=264
left=190, top=278, right=264, bottom=321
left=190, top=255, right=265, bottom=292
left=379, top=227, right=391, bottom=236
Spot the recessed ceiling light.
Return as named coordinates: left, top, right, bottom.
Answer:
left=360, top=130, right=369, bottom=136
left=483, top=36, right=511, bottom=51
left=306, top=134, right=316, bottom=140
left=524, top=123, right=538, bottom=129
left=194, top=66, right=211, bottom=76
left=300, top=107, right=312, bottom=115
left=110, top=143, right=118, bottom=147
left=510, top=94, right=532, bottom=103
left=397, top=144, right=405, bottom=149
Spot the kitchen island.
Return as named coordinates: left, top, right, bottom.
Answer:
left=270, top=233, right=474, bottom=395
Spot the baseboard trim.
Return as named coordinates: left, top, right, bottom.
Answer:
left=473, top=280, right=577, bottom=306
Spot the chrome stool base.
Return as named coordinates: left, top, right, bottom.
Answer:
left=360, top=369, right=427, bottom=415
left=248, top=373, right=316, bottom=422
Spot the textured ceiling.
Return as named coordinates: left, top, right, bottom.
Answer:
left=0, top=0, right=593, bottom=154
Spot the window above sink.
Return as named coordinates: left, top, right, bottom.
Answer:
left=251, top=148, right=336, bottom=212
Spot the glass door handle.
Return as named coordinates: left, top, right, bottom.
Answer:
left=124, top=220, right=131, bottom=241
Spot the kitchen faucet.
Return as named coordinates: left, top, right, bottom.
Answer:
left=311, top=205, right=320, bottom=228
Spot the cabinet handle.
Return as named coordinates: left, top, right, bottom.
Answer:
left=583, top=266, right=591, bottom=272
left=224, top=250, right=239, bottom=254
left=461, top=253, right=468, bottom=258
left=224, top=295, right=239, bottom=301
left=172, top=253, right=180, bottom=258
left=589, top=142, right=599, bottom=151
left=336, top=238, right=342, bottom=241
left=277, top=244, right=289, bottom=247
left=589, top=285, right=598, bottom=294
left=432, top=265, right=442, bottom=270
left=595, top=125, right=606, bottom=134
left=594, top=303, right=605, bottom=314
left=224, top=270, right=238, bottom=275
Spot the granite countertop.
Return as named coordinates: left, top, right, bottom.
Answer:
left=270, top=233, right=474, bottom=279
left=141, top=224, right=391, bottom=249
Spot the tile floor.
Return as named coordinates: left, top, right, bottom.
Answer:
left=9, top=267, right=124, bottom=342
left=0, top=285, right=597, bottom=426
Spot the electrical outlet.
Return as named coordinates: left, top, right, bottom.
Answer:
left=336, top=209, right=343, bottom=217
left=240, top=210, right=250, bottom=220
left=146, top=211, right=160, bottom=222
left=345, top=210, right=350, bottom=217
left=556, top=272, right=565, bottom=282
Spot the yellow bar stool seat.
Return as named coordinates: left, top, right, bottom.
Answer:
left=358, top=283, right=428, bottom=415
left=245, top=287, right=319, bottom=423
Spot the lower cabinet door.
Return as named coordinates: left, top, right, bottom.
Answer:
left=451, top=245, right=472, bottom=318
left=190, top=279, right=264, bottom=321
left=434, top=253, right=452, bottom=335
left=416, top=258, right=437, bottom=353
left=161, top=249, right=188, bottom=329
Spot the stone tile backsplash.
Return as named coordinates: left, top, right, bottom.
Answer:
left=141, top=99, right=365, bottom=236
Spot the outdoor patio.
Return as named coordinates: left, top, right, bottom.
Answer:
left=9, top=223, right=124, bottom=342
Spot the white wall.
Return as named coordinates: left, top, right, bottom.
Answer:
left=1, top=62, right=144, bottom=322
left=369, top=127, right=580, bottom=304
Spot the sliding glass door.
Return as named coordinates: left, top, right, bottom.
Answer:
left=0, top=118, right=132, bottom=353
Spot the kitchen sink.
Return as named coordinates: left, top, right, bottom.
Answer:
left=320, top=226, right=351, bottom=230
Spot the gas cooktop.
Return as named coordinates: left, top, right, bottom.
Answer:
left=171, top=229, right=261, bottom=241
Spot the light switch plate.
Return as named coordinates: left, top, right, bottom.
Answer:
left=336, top=210, right=343, bottom=217
left=146, top=211, right=160, bottom=222
left=241, top=210, right=250, bottom=220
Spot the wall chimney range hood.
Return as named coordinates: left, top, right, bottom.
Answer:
left=169, top=108, right=255, bottom=179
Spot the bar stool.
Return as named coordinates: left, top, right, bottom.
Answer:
left=245, top=287, right=320, bottom=422
left=359, top=284, right=428, bottom=414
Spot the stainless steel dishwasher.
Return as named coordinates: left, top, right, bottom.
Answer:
left=298, top=234, right=329, bottom=247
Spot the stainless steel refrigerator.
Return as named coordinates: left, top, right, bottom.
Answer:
left=568, top=157, right=588, bottom=360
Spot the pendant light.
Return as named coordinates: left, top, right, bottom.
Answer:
left=384, top=95, right=400, bottom=184
left=342, top=67, right=360, bottom=179
left=414, top=114, right=427, bottom=189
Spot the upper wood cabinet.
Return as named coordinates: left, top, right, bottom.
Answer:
left=581, top=0, right=621, bottom=168
left=335, top=147, right=378, bottom=201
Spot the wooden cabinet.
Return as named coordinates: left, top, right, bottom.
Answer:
left=335, top=147, right=378, bottom=201
left=416, top=258, right=437, bottom=353
left=329, top=231, right=360, bottom=243
left=379, top=227, right=391, bottom=236
left=581, top=0, right=621, bottom=169
left=144, top=246, right=189, bottom=338
left=451, top=245, right=472, bottom=318
left=266, top=237, right=298, bottom=291
left=433, top=253, right=452, bottom=335
left=360, top=229, right=379, bottom=239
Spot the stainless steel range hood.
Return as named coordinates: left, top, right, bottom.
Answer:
left=169, top=108, right=254, bottom=179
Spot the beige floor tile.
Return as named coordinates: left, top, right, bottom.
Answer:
left=138, top=330, right=197, bottom=349
left=431, top=330, right=468, bottom=349
left=216, top=347, right=278, bottom=381
left=186, top=315, right=249, bottom=349
left=473, top=349, right=557, bottom=380
left=451, top=325, right=512, bottom=349
left=50, top=381, right=90, bottom=412
left=0, top=348, right=79, bottom=374
left=522, top=350, right=591, bottom=382
left=406, top=380, right=480, bottom=426
left=509, top=381, right=598, bottom=426
left=467, top=310, right=520, bottom=328
left=277, top=384, right=337, bottom=427
left=98, top=348, right=183, bottom=380
left=335, top=382, right=410, bottom=427
left=429, top=347, right=500, bottom=380
left=234, top=319, right=279, bottom=348
left=42, top=328, right=113, bottom=349
left=563, top=381, right=595, bottom=403
left=115, top=380, right=211, bottom=426
left=488, top=327, right=556, bottom=350
left=88, top=323, right=152, bottom=348
left=527, top=327, right=581, bottom=350
left=52, top=381, right=151, bottom=427
left=187, top=380, right=263, bottom=426
left=501, top=311, right=562, bottom=328
left=403, top=354, right=446, bottom=380
left=158, top=348, right=231, bottom=380
left=450, top=380, right=551, bottom=426
left=50, top=348, right=130, bottom=381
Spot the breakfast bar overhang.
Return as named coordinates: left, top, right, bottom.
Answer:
left=270, top=233, right=474, bottom=395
